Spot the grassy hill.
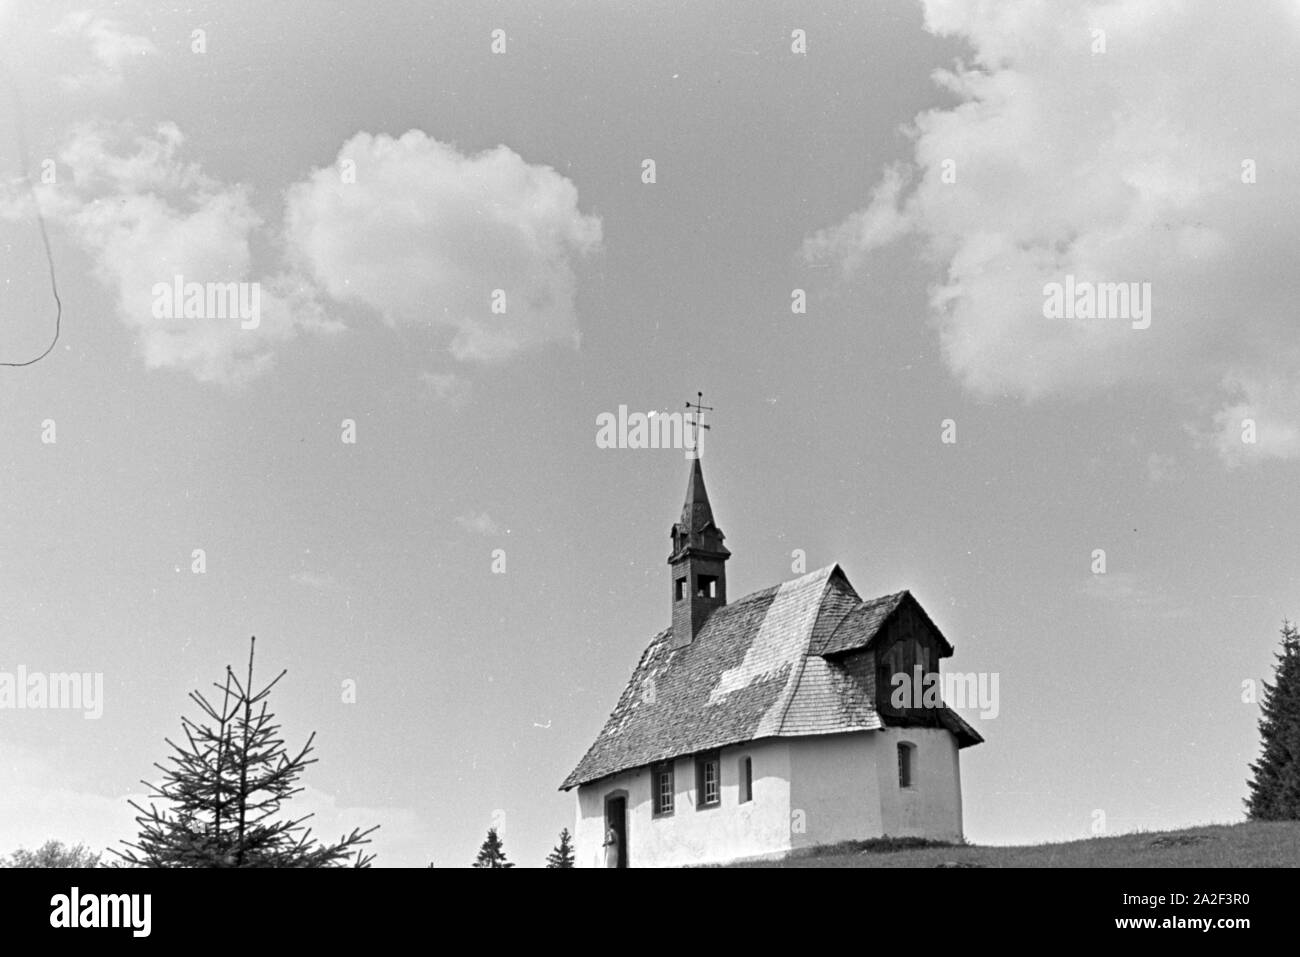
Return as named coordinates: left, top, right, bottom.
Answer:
left=729, top=821, right=1300, bottom=867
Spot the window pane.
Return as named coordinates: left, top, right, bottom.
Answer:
left=655, top=766, right=674, bottom=813
left=692, top=753, right=722, bottom=807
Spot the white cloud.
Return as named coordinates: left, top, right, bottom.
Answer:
left=284, top=131, right=602, bottom=362
left=54, top=11, right=155, bottom=94
left=7, top=122, right=600, bottom=386
left=30, top=123, right=343, bottom=386
left=801, top=166, right=912, bottom=276
left=1205, top=373, right=1300, bottom=467
left=805, top=0, right=1300, bottom=464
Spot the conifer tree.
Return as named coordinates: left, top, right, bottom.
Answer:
left=1247, top=620, right=1300, bottom=820
left=115, top=637, right=378, bottom=867
left=545, top=828, right=575, bottom=868
left=472, top=827, right=513, bottom=868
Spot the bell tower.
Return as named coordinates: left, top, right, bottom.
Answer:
left=668, top=456, right=729, bottom=649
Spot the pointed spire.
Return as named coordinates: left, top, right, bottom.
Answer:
left=667, top=396, right=729, bottom=649
left=680, top=457, right=716, bottom=533
left=670, top=457, right=728, bottom=562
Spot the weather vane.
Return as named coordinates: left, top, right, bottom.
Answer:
left=685, top=391, right=712, bottom=458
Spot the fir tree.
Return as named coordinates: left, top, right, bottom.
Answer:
left=1246, top=620, right=1300, bottom=820
left=545, top=828, right=575, bottom=868
left=472, top=827, right=513, bottom=868
left=115, top=637, right=378, bottom=867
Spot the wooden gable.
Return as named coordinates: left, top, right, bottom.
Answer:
left=869, top=595, right=953, bottom=722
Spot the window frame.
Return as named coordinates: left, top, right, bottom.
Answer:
left=897, top=741, right=916, bottom=790
left=652, top=760, right=675, bottom=817
left=695, top=750, right=722, bottom=810
left=739, top=756, right=753, bottom=804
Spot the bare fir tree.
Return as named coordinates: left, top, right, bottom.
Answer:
left=115, top=637, right=377, bottom=867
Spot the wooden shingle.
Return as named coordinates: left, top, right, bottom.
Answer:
left=561, top=564, right=980, bottom=790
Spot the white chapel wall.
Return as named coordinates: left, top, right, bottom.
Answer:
left=573, top=738, right=794, bottom=867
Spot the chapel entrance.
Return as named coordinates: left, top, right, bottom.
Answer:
left=604, top=793, right=628, bottom=868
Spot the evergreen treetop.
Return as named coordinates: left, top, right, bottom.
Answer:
left=472, top=827, right=513, bottom=868
left=1246, top=620, right=1300, bottom=820
left=115, top=637, right=378, bottom=867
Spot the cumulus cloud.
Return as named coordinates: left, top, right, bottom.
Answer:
left=804, top=0, right=1300, bottom=463
left=53, top=11, right=155, bottom=94
left=284, top=131, right=602, bottom=362
left=801, top=166, right=913, bottom=276
left=19, top=122, right=343, bottom=386
left=1207, top=372, right=1300, bottom=467
left=5, top=121, right=600, bottom=386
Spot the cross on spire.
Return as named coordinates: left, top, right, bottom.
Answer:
left=668, top=400, right=729, bottom=649
left=684, top=391, right=712, bottom=458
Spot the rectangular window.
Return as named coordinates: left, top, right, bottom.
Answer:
left=740, top=756, right=753, bottom=803
left=674, top=577, right=687, bottom=601
left=696, top=751, right=721, bottom=808
left=697, top=574, right=717, bottom=599
left=653, top=761, right=674, bottom=816
left=898, top=742, right=915, bottom=789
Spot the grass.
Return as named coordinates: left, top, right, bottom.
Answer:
left=728, top=821, right=1300, bottom=867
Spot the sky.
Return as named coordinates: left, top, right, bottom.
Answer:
left=1, top=0, right=1299, bottom=867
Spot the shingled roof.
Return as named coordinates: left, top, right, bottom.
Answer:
left=561, top=564, right=981, bottom=791
left=811, top=589, right=954, bottom=658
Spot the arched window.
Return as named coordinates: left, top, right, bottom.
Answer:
left=897, top=742, right=916, bottom=789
